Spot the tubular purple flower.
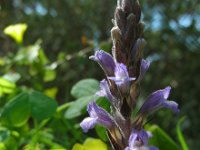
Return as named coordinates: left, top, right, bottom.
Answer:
left=125, top=128, right=157, bottom=150
left=96, top=79, right=119, bottom=107
left=80, top=102, right=115, bottom=132
left=139, top=86, right=179, bottom=114
left=137, top=59, right=150, bottom=82
left=89, top=50, right=115, bottom=76
left=108, top=63, right=135, bottom=94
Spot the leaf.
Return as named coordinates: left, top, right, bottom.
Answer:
left=146, top=125, right=179, bottom=150
left=65, top=79, right=100, bottom=119
left=0, top=77, right=16, bottom=96
left=29, top=91, right=58, bottom=121
left=43, top=69, right=56, bottom=82
left=15, top=44, right=40, bottom=64
left=65, top=95, right=94, bottom=119
left=3, top=23, right=27, bottom=44
left=0, top=128, right=10, bottom=142
left=95, top=125, right=108, bottom=142
left=1, top=93, right=31, bottom=127
left=72, top=138, right=107, bottom=150
left=44, top=87, right=58, bottom=99
left=176, top=117, right=189, bottom=150
left=83, top=138, right=107, bottom=150
left=1, top=91, right=58, bottom=126
left=72, top=144, right=84, bottom=150
left=71, top=79, right=99, bottom=98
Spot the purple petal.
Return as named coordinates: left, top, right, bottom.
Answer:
left=137, top=59, right=150, bottom=82
left=89, top=50, right=115, bottom=76
left=139, top=86, right=179, bottom=114
left=108, top=63, right=135, bottom=95
left=87, top=102, right=115, bottom=129
left=163, top=100, right=179, bottom=113
left=149, top=146, right=159, bottom=150
left=96, top=79, right=117, bottom=106
left=128, top=131, right=138, bottom=147
left=80, top=117, right=97, bottom=132
left=129, top=129, right=149, bottom=147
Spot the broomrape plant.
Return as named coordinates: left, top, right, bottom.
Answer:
left=80, top=0, right=179, bottom=149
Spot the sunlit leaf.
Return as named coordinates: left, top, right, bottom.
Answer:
left=44, top=87, right=58, bottom=98
left=0, top=77, right=16, bottom=90
left=72, top=138, right=107, bottom=150
left=3, top=23, right=27, bottom=44
left=15, top=44, right=40, bottom=64
left=3, top=72, right=21, bottom=83
left=0, top=143, right=6, bottom=150
left=43, top=70, right=56, bottom=82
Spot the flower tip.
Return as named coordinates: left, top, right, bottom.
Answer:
left=163, top=86, right=171, bottom=99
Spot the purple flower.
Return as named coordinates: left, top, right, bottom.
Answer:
left=125, top=128, right=158, bottom=150
left=80, top=102, right=115, bottom=132
left=89, top=50, right=115, bottom=76
left=96, top=79, right=119, bottom=107
left=108, top=63, right=135, bottom=94
left=137, top=59, right=150, bottom=82
left=139, top=86, right=179, bottom=114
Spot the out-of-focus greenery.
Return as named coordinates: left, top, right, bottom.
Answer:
left=0, top=0, right=199, bottom=149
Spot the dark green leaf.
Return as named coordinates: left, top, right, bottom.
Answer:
left=29, top=91, right=58, bottom=121
left=1, top=93, right=31, bottom=127
left=146, top=125, right=179, bottom=150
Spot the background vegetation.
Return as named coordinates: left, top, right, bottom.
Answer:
left=0, top=0, right=199, bottom=149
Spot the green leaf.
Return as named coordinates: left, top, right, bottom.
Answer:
left=146, top=125, right=179, bottom=150
left=1, top=91, right=58, bottom=126
left=1, top=93, right=31, bottom=127
left=43, top=69, right=56, bottom=82
left=29, top=91, right=58, bottom=121
left=72, top=138, right=107, bottom=150
left=95, top=125, right=108, bottom=142
left=71, top=79, right=99, bottom=98
left=0, top=128, right=10, bottom=142
left=15, top=44, right=40, bottom=64
left=65, top=79, right=100, bottom=119
left=3, top=23, right=27, bottom=44
left=176, top=117, right=189, bottom=150
left=0, top=77, right=16, bottom=96
left=65, top=95, right=94, bottom=119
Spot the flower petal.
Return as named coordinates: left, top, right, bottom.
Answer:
left=163, top=100, right=179, bottom=113
left=139, top=86, right=179, bottom=114
left=88, top=102, right=115, bottom=129
left=96, top=79, right=118, bottom=106
left=108, top=63, right=135, bottom=95
left=80, top=117, right=97, bottom=132
left=89, top=50, right=115, bottom=76
left=128, top=128, right=149, bottom=149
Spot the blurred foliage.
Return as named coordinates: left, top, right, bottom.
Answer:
left=0, top=0, right=199, bottom=149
